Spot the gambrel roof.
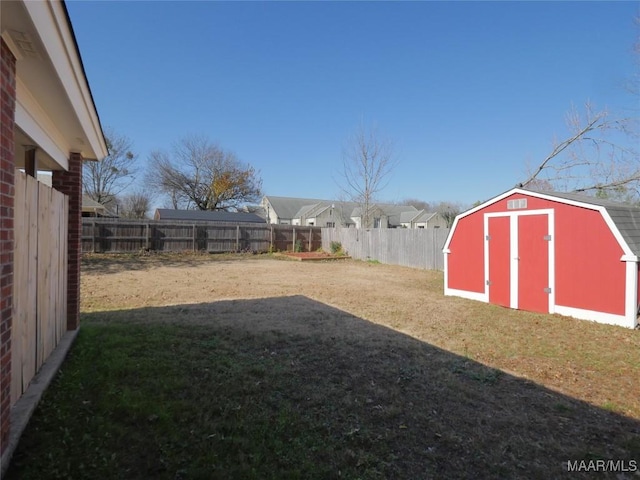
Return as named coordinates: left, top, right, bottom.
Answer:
left=453, top=188, right=640, bottom=257
left=526, top=190, right=640, bottom=257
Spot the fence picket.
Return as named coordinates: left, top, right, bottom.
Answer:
left=322, top=227, right=449, bottom=271
left=12, top=173, right=67, bottom=407
left=81, top=220, right=323, bottom=253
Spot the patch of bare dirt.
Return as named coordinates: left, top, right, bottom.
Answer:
left=277, top=251, right=349, bottom=261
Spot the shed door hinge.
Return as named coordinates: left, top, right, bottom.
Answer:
left=544, top=287, right=552, bottom=293
left=486, top=280, right=492, bottom=286
left=485, top=235, right=491, bottom=241
left=543, top=235, right=552, bottom=241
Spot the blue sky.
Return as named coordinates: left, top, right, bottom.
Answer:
left=66, top=1, right=638, bottom=207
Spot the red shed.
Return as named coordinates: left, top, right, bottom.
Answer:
left=443, top=188, right=640, bottom=329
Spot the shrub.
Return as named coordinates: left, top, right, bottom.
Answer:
left=294, top=240, right=303, bottom=252
left=330, top=241, right=343, bottom=255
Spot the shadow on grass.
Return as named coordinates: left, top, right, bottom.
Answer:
left=7, top=296, right=640, bottom=480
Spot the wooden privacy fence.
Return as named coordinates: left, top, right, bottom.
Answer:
left=322, top=227, right=450, bottom=271
left=82, top=219, right=322, bottom=253
left=12, top=172, right=68, bottom=406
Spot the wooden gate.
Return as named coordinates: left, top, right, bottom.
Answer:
left=11, top=172, right=68, bottom=405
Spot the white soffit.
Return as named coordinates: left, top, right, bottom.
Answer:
left=2, top=0, right=107, bottom=166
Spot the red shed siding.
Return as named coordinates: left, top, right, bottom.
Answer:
left=481, top=194, right=625, bottom=315
left=554, top=204, right=625, bottom=315
left=447, top=192, right=627, bottom=318
left=488, top=216, right=510, bottom=307
left=517, top=214, right=549, bottom=313
left=448, top=213, right=484, bottom=293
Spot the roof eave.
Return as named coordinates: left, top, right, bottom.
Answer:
left=2, top=0, right=107, bottom=170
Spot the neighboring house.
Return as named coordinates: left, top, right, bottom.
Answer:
left=262, top=196, right=418, bottom=228
left=349, top=205, right=391, bottom=229
left=238, top=204, right=267, bottom=219
left=293, top=202, right=354, bottom=228
left=36, top=139, right=111, bottom=220
left=82, top=195, right=108, bottom=217
left=1, top=0, right=108, bottom=468
left=444, top=187, right=640, bottom=329
left=262, top=196, right=327, bottom=225
left=154, top=209, right=266, bottom=223
left=400, top=210, right=448, bottom=229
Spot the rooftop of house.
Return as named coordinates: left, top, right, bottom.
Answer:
left=264, top=195, right=419, bottom=225
left=154, top=209, right=266, bottom=223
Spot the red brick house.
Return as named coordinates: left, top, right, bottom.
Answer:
left=1, top=0, right=107, bottom=465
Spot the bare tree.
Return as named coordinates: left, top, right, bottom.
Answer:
left=400, top=198, right=431, bottom=211
left=521, top=103, right=639, bottom=200
left=83, top=128, right=137, bottom=207
left=433, top=201, right=465, bottom=228
left=146, top=149, right=189, bottom=209
left=336, top=123, right=398, bottom=228
left=117, top=190, right=153, bottom=219
left=521, top=18, right=640, bottom=201
left=146, top=135, right=262, bottom=211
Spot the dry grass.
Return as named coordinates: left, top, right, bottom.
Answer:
left=81, top=252, right=640, bottom=420
left=6, top=253, right=639, bottom=479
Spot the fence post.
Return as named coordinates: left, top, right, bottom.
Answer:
left=146, top=223, right=150, bottom=251
left=292, top=227, right=296, bottom=251
left=236, top=225, right=240, bottom=252
left=308, top=228, right=312, bottom=252
left=92, top=220, right=96, bottom=253
left=270, top=225, right=273, bottom=252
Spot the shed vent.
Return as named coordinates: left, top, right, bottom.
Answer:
left=507, top=199, right=527, bottom=210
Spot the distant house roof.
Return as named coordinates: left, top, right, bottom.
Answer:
left=154, top=209, right=265, bottom=223
left=384, top=204, right=419, bottom=226
left=350, top=204, right=385, bottom=218
left=294, top=203, right=321, bottom=219
left=264, top=196, right=329, bottom=220
left=240, top=205, right=267, bottom=219
left=400, top=210, right=420, bottom=223
left=413, top=211, right=439, bottom=223
left=264, top=195, right=419, bottom=227
left=82, top=195, right=106, bottom=213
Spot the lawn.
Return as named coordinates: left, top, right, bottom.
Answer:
left=5, top=253, right=640, bottom=479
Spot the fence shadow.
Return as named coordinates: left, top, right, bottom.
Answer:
left=18, top=296, right=640, bottom=478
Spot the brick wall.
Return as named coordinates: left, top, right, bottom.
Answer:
left=52, top=152, right=83, bottom=330
left=0, top=38, right=16, bottom=455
